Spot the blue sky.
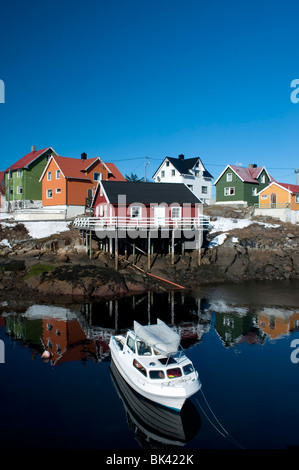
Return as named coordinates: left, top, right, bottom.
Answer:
left=1, top=0, right=299, bottom=189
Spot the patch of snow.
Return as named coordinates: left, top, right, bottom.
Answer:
left=23, top=221, right=70, bottom=239
left=209, top=233, right=228, bottom=247
left=0, top=239, right=11, bottom=248
left=210, top=217, right=253, bottom=234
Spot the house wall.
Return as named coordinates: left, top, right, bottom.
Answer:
left=216, top=168, right=270, bottom=205
left=42, top=159, right=68, bottom=207
left=258, top=184, right=295, bottom=208
left=153, top=159, right=213, bottom=204
left=5, top=151, right=55, bottom=204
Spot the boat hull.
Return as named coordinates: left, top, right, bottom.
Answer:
left=110, top=337, right=201, bottom=412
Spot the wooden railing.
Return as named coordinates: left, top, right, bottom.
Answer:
left=73, top=215, right=210, bottom=230
left=254, top=203, right=290, bottom=209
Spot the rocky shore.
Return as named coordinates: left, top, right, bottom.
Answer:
left=1, top=209, right=299, bottom=301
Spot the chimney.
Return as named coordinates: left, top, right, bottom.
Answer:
left=178, top=154, right=184, bottom=160
left=81, top=152, right=87, bottom=160
left=248, top=163, right=257, bottom=168
left=31, top=145, right=36, bottom=152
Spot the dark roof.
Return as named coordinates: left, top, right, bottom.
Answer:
left=153, top=156, right=213, bottom=179
left=101, top=181, right=202, bottom=204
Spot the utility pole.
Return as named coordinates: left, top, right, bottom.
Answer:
left=144, top=156, right=150, bottom=182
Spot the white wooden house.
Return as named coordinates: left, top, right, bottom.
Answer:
left=152, top=154, right=213, bottom=205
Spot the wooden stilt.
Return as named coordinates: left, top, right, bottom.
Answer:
left=148, top=230, right=151, bottom=270
left=115, top=227, right=118, bottom=270
left=171, top=229, right=175, bottom=265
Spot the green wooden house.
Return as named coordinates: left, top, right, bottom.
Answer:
left=5, top=145, right=57, bottom=210
left=214, top=164, right=274, bottom=206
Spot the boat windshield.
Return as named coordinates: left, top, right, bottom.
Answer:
left=137, top=341, right=152, bottom=356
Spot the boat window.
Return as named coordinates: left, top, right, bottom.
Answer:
left=159, top=357, right=176, bottom=365
left=137, top=341, right=152, bottom=356
left=167, top=367, right=182, bottom=379
left=133, top=359, right=147, bottom=377
left=149, top=370, right=165, bottom=380
left=127, top=335, right=136, bottom=353
left=183, top=363, right=194, bottom=375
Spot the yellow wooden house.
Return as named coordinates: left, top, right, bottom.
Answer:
left=257, top=181, right=299, bottom=210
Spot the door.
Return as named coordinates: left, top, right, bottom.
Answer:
left=154, top=206, right=165, bottom=226
left=270, top=193, right=277, bottom=208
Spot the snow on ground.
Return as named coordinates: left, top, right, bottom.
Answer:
left=22, top=221, right=70, bottom=239
left=208, top=217, right=280, bottom=247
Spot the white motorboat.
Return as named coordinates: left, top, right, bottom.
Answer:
left=109, top=319, right=201, bottom=412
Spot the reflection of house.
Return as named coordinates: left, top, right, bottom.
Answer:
left=0, top=171, right=5, bottom=209
left=214, top=312, right=265, bottom=348
left=258, top=309, right=299, bottom=340
left=42, top=316, right=97, bottom=365
left=40, top=153, right=126, bottom=218
left=214, top=164, right=273, bottom=206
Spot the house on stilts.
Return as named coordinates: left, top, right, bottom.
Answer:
left=73, top=181, right=209, bottom=269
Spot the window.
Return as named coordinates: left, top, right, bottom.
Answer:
left=137, top=341, right=152, bottom=356
left=47, top=189, right=53, bottom=198
left=56, top=188, right=61, bottom=193
left=167, top=367, right=182, bottom=379
left=171, top=206, right=181, bottom=218
left=47, top=171, right=51, bottom=181
left=94, top=172, right=101, bottom=181
left=149, top=370, right=165, bottom=379
left=171, top=169, right=175, bottom=176
left=224, top=187, right=235, bottom=196
left=261, top=175, right=265, bottom=183
left=183, top=363, right=194, bottom=375
left=17, top=186, right=23, bottom=194
left=133, top=359, right=147, bottom=377
left=127, top=335, right=135, bottom=353
left=131, top=206, right=141, bottom=218
left=226, top=173, right=232, bottom=182
left=56, top=170, right=60, bottom=179
left=166, top=161, right=170, bottom=166
left=252, top=187, right=257, bottom=196
left=161, top=170, right=165, bottom=178
left=195, top=170, right=200, bottom=177
left=261, top=194, right=268, bottom=200
left=17, top=170, right=22, bottom=178
left=202, top=186, right=208, bottom=194
left=296, top=195, right=299, bottom=203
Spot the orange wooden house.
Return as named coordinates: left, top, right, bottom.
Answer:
left=40, top=153, right=126, bottom=218
left=257, top=181, right=299, bottom=210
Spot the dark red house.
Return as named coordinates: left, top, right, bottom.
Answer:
left=91, top=181, right=203, bottom=228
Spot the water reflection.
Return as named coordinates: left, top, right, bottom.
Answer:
left=110, top=360, right=201, bottom=449
left=1, top=289, right=299, bottom=366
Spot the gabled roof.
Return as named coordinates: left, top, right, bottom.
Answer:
left=94, top=181, right=202, bottom=205
left=214, top=164, right=274, bottom=185
left=6, top=147, right=55, bottom=171
left=152, top=156, right=213, bottom=179
left=258, top=181, right=299, bottom=195
left=40, top=155, right=126, bottom=183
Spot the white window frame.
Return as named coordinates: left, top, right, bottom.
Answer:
left=17, top=186, right=23, bottom=194
left=171, top=169, right=175, bottom=176
left=161, top=170, right=165, bottom=178
left=47, top=171, right=52, bottom=181
left=56, top=170, right=60, bottom=179
left=94, top=172, right=101, bottom=181
left=252, top=187, right=258, bottom=196
left=202, top=186, right=208, bottom=194
left=17, top=170, right=22, bottom=178
left=131, top=206, right=142, bottom=218
left=261, top=175, right=265, bottom=184
left=171, top=206, right=181, bottom=219
left=296, top=194, right=299, bottom=203
left=226, top=173, right=232, bottom=182
left=56, top=188, right=61, bottom=194
left=224, top=187, right=235, bottom=196
left=261, top=194, right=268, bottom=200
left=47, top=189, right=53, bottom=199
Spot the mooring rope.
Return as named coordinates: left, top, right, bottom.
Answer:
left=196, top=388, right=245, bottom=449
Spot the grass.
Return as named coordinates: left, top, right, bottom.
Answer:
left=24, top=264, right=54, bottom=280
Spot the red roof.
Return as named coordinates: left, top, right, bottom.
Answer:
left=53, top=155, right=99, bottom=181
left=276, top=182, right=299, bottom=193
left=105, top=162, right=126, bottom=181
left=229, top=165, right=266, bottom=183
left=45, top=155, right=126, bottom=182
left=8, top=147, right=52, bottom=171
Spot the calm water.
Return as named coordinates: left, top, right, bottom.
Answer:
left=1, top=280, right=299, bottom=450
